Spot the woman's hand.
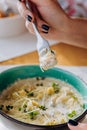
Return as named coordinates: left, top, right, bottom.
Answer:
left=17, top=0, right=87, bottom=48
left=68, top=120, right=87, bottom=130
left=17, top=0, right=70, bottom=42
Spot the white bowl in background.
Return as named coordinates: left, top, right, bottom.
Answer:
left=0, top=0, right=27, bottom=38
left=0, top=15, right=27, bottom=38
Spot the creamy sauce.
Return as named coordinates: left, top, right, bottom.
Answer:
left=0, top=77, right=84, bottom=126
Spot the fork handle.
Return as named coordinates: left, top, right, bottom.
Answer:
left=26, top=0, right=43, bottom=39
left=32, top=23, right=45, bottom=42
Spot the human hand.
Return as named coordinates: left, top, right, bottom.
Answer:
left=17, top=0, right=70, bottom=41
left=68, top=119, right=87, bottom=130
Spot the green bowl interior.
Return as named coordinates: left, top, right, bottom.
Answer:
left=0, top=65, right=87, bottom=109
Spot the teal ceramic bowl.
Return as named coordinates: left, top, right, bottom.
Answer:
left=0, top=65, right=87, bottom=130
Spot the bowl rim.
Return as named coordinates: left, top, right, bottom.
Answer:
left=0, top=108, right=87, bottom=129
left=0, top=65, right=87, bottom=128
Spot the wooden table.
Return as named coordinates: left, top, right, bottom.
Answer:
left=0, top=43, right=87, bottom=66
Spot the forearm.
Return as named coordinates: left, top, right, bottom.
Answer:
left=63, top=18, right=87, bottom=49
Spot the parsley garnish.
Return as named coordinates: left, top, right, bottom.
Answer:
left=28, top=92, right=34, bottom=97
left=39, top=105, right=47, bottom=111
left=29, top=111, right=39, bottom=119
left=0, top=105, right=4, bottom=110
left=18, top=107, right=21, bottom=111
left=68, top=110, right=76, bottom=118
left=23, top=104, right=27, bottom=108
left=6, top=105, right=13, bottom=111
left=52, top=82, right=60, bottom=93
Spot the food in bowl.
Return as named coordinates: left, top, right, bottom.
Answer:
left=0, top=10, right=17, bottom=18
left=0, top=77, right=85, bottom=126
left=0, top=10, right=5, bottom=18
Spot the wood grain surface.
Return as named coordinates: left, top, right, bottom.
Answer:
left=0, top=43, right=87, bottom=66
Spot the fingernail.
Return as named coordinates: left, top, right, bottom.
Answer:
left=68, top=120, right=78, bottom=126
left=42, top=31, right=48, bottom=34
left=42, top=25, right=49, bottom=31
left=18, top=0, right=22, bottom=2
left=26, top=15, right=32, bottom=22
left=18, top=0, right=25, bottom=2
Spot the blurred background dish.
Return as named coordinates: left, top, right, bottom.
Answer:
left=58, top=0, right=87, bottom=18
left=0, top=0, right=27, bottom=38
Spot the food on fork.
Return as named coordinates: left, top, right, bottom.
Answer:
left=39, top=48, right=57, bottom=71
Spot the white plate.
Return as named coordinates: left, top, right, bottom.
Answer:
left=0, top=122, right=9, bottom=130
left=0, top=32, right=57, bottom=62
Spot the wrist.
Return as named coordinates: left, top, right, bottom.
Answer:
left=59, top=17, right=87, bottom=48
left=55, top=16, right=72, bottom=43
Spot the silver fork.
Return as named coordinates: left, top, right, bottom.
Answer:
left=26, top=0, right=57, bottom=71
left=32, top=23, right=57, bottom=71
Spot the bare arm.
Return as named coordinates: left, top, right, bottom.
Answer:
left=62, top=18, right=87, bottom=48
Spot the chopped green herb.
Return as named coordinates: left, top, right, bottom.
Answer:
left=36, top=82, right=43, bottom=86
left=19, top=107, right=21, bottom=111
left=36, top=83, right=43, bottom=86
left=82, top=104, right=85, bottom=109
left=24, top=89, right=29, bottom=93
left=39, top=105, right=47, bottom=111
left=29, top=111, right=39, bottom=119
left=24, top=109, right=27, bottom=113
left=36, top=77, right=40, bottom=80
left=68, top=110, right=76, bottom=118
left=0, top=105, right=4, bottom=110
left=41, top=77, right=45, bottom=80
left=6, top=105, right=13, bottom=111
left=52, top=82, right=60, bottom=93
left=28, top=92, right=34, bottom=97
left=72, top=95, right=78, bottom=100
left=36, top=84, right=40, bottom=86
left=23, top=104, right=27, bottom=108
left=40, top=83, right=43, bottom=86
